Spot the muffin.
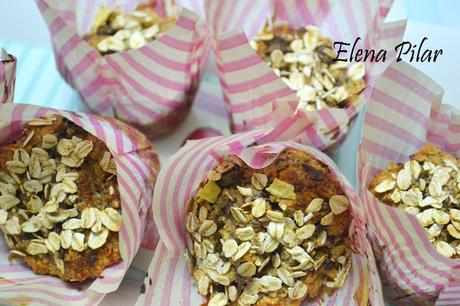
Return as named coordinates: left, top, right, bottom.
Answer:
left=370, top=144, right=460, bottom=259
left=185, top=149, right=353, bottom=305
left=83, top=2, right=177, bottom=55
left=0, top=114, right=122, bottom=282
left=250, top=23, right=366, bottom=111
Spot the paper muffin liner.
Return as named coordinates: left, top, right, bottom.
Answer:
left=35, top=0, right=207, bottom=139
left=0, top=49, right=17, bottom=105
left=358, top=61, right=460, bottom=305
left=136, top=129, right=383, bottom=305
left=203, top=0, right=406, bottom=152
left=0, top=103, right=160, bottom=305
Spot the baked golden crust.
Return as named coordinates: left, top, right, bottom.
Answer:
left=22, top=233, right=119, bottom=281
left=369, top=144, right=458, bottom=207
left=369, top=144, right=460, bottom=259
left=187, top=149, right=353, bottom=305
left=369, top=162, right=404, bottom=207
left=0, top=115, right=121, bottom=282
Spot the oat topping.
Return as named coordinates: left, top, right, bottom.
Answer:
left=0, top=115, right=122, bottom=280
left=372, top=145, right=460, bottom=259
left=84, top=3, right=177, bottom=55
left=250, top=24, right=366, bottom=111
left=185, top=152, right=352, bottom=305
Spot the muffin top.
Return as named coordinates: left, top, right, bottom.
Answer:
left=84, top=2, right=177, bottom=55
left=185, top=149, right=352, bottom=305
left=0, top=115, right=121, bottom=282
left=250, top=24, right=366, bottom=111
left=370, top=144, right=460, bottom=259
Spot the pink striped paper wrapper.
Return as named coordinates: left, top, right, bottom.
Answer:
left=358, top=61, right=460, bottom=305
left=0, top=49, right=16, bottom=105
left=136, top=129, right=383, bottom=305
left=0, top=103, right=160, bottom=306
left=203, top=0, right=406, bottom=152
left=35, top=0, right=206, bottom=139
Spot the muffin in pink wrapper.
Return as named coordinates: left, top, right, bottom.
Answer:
left=0, top=49, right=16, bottom=105
left=35, top=0, right=207, bottom=139
left=0, top=103, right=160, bottom=305
left=204, top=0, right=406, bottom=152
left=358, top=61, right=460, bottom=305
left=137, top=129, right=383, bottom=305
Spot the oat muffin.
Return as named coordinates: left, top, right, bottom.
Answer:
left=0, top=114, right=122, bottom=282
left=185, top=149, right=353, bottom=305
left=83, top=2, right=177, bottom=55
left=370, top=144, right=460, bottom=259
left=250, top=23, right=366, bottom=111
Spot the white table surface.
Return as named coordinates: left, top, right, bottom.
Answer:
left=0, top=1, right=459, bottom=305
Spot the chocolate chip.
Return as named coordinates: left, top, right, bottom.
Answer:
left=86, top=254, right=96, bottom=267
left=303, top=164, right=324, bottom=180
left=217, top=168, right=243, bottom=188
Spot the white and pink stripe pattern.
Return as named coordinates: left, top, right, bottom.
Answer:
left=137, top=130, right=383, bottom=305
left=35, top=0, right=206, bottom=139
left=358, top=61, right=460, bottom=305
left=204, top=0, right=406, bottom=151
left=0, top=103, right=160, bottom=305
left=0, top=49, right=16, bottom=104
